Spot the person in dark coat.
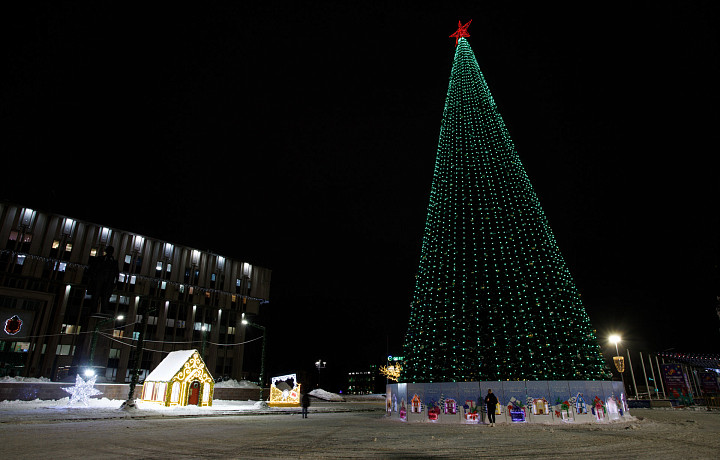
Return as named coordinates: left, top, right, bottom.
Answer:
left=301, top=391, right=310, bottom=418
left=484, top=388, right=498, bottom=426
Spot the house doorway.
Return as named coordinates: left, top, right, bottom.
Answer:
left=188, top=381, right=200, bottom=405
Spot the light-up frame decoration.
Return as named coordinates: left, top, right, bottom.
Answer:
left=268, top=373, right=301, bottom=407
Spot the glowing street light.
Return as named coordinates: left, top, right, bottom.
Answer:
left=242, top=319, right=267, bottom=401
left=315, top=359, right=326, bottom=389
left=89, top=314, right=125, bottom=368
left=609, top=334, right=625, bottom=388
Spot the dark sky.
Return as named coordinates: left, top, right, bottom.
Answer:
left=4, top=2, right=719, bottom=389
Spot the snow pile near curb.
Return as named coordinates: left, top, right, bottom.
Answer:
left=0, top=397, right=122, bottom=408
left=214, top=379, right=261, bottom=389
left=0, top=376, right=52, bottom=383
left=309, top=389, right=344, bottom=401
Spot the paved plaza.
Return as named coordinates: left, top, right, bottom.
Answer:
left=2, top=402, right=719, bottom=459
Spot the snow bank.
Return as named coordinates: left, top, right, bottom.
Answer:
left=0, top=396, right=122, bottom=409
left=0, top=376, right=52, bottom=383
left=0, top=397, right=280, bottom=422
left=214, top=379, right=261, bottom=389
left=309, top=389, right=344, bottom=401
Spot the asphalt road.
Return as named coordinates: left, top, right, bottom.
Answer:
left=3, top=407, right=719, bottom=459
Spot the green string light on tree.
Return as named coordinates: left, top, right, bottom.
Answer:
left=402, top=24, right=610, bottom=383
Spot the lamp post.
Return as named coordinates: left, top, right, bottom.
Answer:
left=315, top=359, right=326, bottom=389
left=200, top=324, right=208, bottom=358
left=242, top=319, right=266, bottom=402
left=609, top=334, right=626, bottom=390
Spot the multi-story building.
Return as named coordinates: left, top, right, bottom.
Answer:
left=347, top=365, right=379, bottom=395
left=0, top=202, right=271, bottom=383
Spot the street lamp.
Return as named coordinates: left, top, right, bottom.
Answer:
left=242, top=319, right=266, bottom=402
left=315, top=359, right=326, bottom=389
left=200, top=324, right=208, bottom=357
left=609, top=334, right=626, bottom=389
left=88, top=314, right=124, bottom=370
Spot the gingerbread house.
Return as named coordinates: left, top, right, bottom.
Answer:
left=140, top=349, right=214, bottom=407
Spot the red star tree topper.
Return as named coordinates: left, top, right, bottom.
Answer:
left=449, top=19, right=472, bottom=46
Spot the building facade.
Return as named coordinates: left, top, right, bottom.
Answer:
left=347, top=365, right=380, bottom=395
left=0, top=202, right=271, bottom=383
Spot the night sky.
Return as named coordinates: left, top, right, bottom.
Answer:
left=4, top=2, right=719, bottom=389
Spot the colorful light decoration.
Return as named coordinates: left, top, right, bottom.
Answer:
left=268, top=373, right=301, bottom=407
left=449, top=19, right=472, bottom=47
left=380, top=364, right=403, bottom=382
left=4, top=315, right=22, bottom=335
left=402, top=25, right=610, bottom=383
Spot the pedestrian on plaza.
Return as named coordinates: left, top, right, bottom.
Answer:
left=485, top=388, right=498, bottom=426
left=301, top=391, right=310, bottom=418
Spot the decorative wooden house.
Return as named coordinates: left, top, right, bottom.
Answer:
left=140, top=349, right=214, bottom=407
left=444, top=398, right=457, bottom=415
left=411, top=394, right=422, bottom=413
left=532, top=397, right=549, bottom=415
left=574, top=393, right=588, bottom=414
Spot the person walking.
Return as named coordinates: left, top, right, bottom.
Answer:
left=484, top=388, right=498, bottom=426
left=301, top=391, right=310, bottom=418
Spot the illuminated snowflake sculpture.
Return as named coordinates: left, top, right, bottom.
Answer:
left=63, top=374, right=102, bottom=405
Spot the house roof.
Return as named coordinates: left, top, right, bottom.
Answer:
left=145, top=349, right=199, bottom=382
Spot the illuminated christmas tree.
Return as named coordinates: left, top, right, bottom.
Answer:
left=402, top=22, right=610, bottom=383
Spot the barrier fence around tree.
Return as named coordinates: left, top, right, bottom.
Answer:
left=386, top=380, right=629, bottom=424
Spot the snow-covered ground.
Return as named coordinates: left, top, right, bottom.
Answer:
left=1, top=403, right=719, bottom=459
left=0, top=396, right=274, bottom=422
left=0, top=377, right=369, bottom=424
left=1, top=376, right=719, bottom=458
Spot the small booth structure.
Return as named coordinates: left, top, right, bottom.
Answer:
left=140, top=349, right=214, bottom=407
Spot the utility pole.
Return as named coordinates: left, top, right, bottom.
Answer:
left=121, top=301, right=155, bottom=410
